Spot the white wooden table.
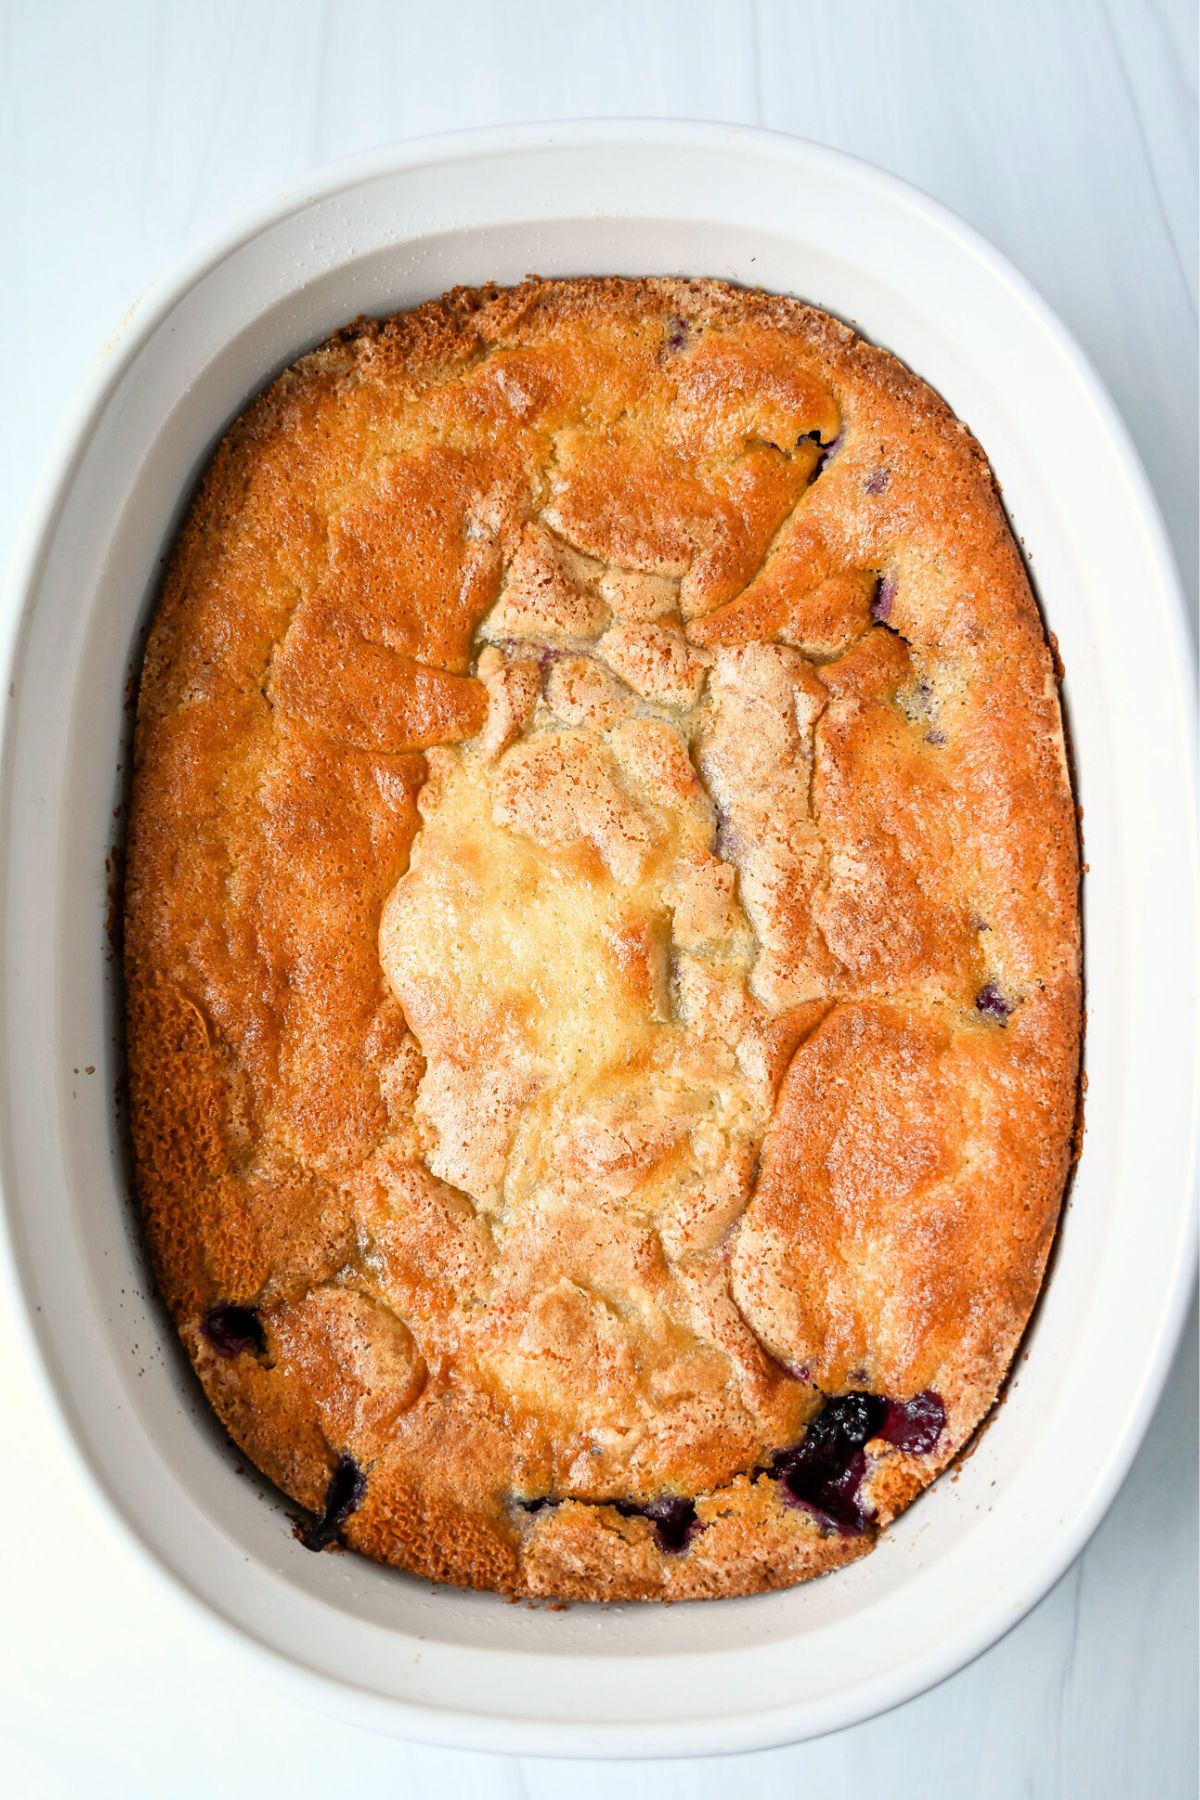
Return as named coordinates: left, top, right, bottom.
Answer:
left=1, top=4, right=1195, bottom=1794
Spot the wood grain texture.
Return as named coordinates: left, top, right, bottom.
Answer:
left=0, top=1, right=1194, bottom=1794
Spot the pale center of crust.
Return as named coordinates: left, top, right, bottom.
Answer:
left=375, top=537, right=838, bottom=1487
left=380, top=721, right=766, bottom=1232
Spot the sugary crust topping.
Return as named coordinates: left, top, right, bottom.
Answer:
left=125, top=277, right=1080, bottom=1602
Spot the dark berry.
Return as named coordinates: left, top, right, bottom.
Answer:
left=881, top=1391, right=946, bottom=1456
left=802, top=1391, right=887, bottom=1463
left=644, top=1495, right=700, bottom=1554
left=872, top=576, right=896, bottom=623
left=926, top=728, right=947, bottom=746
left=865, top=468, right=890, bottom=495
left=770, top=1391, right=888, bottom=1534
left=975, top=982, right=1013, bottom=1024
left=615, top=1494, right=701, bottom=1554
left=796, top=1447, right=870, bottom=1532
left=200, top=1303, right=266, bottom=1359
left=768, top=1389, right=948, bottom=1531
left=664, top=315, right=690, bottom=353
left=301, top=1453, right=366, bottom=1552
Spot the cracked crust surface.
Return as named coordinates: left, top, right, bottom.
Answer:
left=124, top=277, right=1081, bottom=1602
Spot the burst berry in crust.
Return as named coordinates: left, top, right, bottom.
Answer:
left=124, top=278, right=1081, bottom=1603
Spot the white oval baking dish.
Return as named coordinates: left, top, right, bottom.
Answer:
left=0, top=122, right=1195, bottom=1758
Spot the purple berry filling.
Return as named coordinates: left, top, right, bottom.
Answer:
left=617, top=1495, right=701, bottom=1554
left=798, top=428, right=842, bottom=483
left=302, top=1453, right=366, bottom=1552
left=514, top=1392, right=946, bottom=1548
left=770, top=1389, right=945, bottom=1533
left=200, top=1302, right=266, bottom=1358
left=975, top=982, right=1013, bottom=1024
left=490, top=636, right=569, bottom=670
left=797, top=1447, right=871, bottom=1532
left=926, top=728, right=947, bottom=746
left=713, top=804, right=741, bottom=860
left=770, top=1392, right=886, bottom=1532
left=645, top=1495, right=701, bottom=1554
left=798, top=428, right=841, bottom=454
left=872, top=576, right=896, bottom=623
left=520, top=1491, right=702, bottom=1553
left=881, top=1390, right=946, bottom=1456
left=664, top=315, right=690, bottom=353
left=865, top=468, right=890, bottom=495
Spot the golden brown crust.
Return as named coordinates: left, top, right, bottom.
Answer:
left=125, top=277, right=1080, bottom=1602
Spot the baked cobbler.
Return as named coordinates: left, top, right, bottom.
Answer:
left=125, top=279, right=1080, bottom=1600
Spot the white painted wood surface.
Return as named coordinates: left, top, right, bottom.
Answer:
left=0, top=3, right=1195, bottom=1794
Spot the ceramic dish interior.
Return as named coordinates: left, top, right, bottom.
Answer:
left=0, top=123, right=1195, bottom=1757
